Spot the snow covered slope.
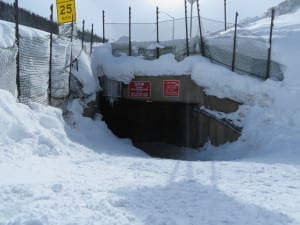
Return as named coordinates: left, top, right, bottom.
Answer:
left=265, top=0, right=300, bottom=16
left=196, top=5, right=300, bottom=164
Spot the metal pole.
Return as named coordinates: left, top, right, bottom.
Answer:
left=156, top=6, right=160, bottom=59
left=129, top=7, right=132, bottom=56
left=14, top=0, right=20, bottom=100
left=160, top=11, right=175, bottom=40
left=49, top=4, right=53, bottom=105
left=184, top=0, right=190, bottom=56
left=172, top=17, right=175, bottom=40
left=224, top=0, right=227, bottom=31
left=102, top=10, right=105, bottom=43
left=190, top=2, right=193, bottom=40
left=232, top=12, right=238, bottom=72
left=196, top=0, right=205, bottom=56
left=266, top=8, right=275, bottom=79
left=90, top=23, right=94, bottom=55
left=82, top=19, right=85, bottom=49
left=69, top=16, right=74, bottom=97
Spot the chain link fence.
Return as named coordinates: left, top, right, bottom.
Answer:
left=0, top=21, right=81, bottom=107
left=0, top=11, right=283, bottom=105
left=0, top=17, right=99, bottom=108
left=0, top=45, right=17, bottom=97
left=105, top=16, right=231, bottom=42
left=17, top=32, right=73, bottom=106
left=19, top=32, right=51, bottom=104
left=204, top=22, right=283, bottom=80
left=106, top=14, right=283, bottom=81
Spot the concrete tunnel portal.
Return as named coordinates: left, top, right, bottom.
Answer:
left=99, top=75, right=242, bottom=157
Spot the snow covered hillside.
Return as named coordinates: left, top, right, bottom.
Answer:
left=199, top=4, right=300, bottom=164
left=0, top=1, right=300, bottom=225
left=265, top=0, right=300, bottom=16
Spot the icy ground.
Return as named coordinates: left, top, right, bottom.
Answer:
left=1, top=1, right=300, bottom=225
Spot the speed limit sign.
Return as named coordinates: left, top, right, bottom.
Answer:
left=56, top=0, right=76, bottom=24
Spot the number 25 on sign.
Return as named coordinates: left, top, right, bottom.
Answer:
left=56, top=0, right=76, bottom=24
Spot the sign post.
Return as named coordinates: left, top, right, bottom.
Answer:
left=56, top=0, right=76, bottom=24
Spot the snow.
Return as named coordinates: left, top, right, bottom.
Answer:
left=72, top=44, right=100, bottom=95
left=0, top=21, right=14, bottom=48
left=1, top=88, right=299, bottom=224
left=92, top=44, right=199, bottom=84
left=265, top=0, right=300, bottom=16
left=146, top=42, right=165, bottom=50
left=0, top=92, right=299, bottom=224
left=1, top=1, right=300, bottom=225
left=191, top=57, right=280, bottom=105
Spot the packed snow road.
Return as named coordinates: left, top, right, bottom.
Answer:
left=1, top=154, right=299, bottom=224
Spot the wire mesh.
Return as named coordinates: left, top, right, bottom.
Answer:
left=0, top=46, right=17, bottom=97
left=105, top=16, right=232, bottom=42
left=106, top=15, right=283, bottom=81
left=204, top=24, right=283, bottom=80
left=0, top=31, right=72, bottom=106
left=19, top=33, right=50, bottom=104
left=0, top=13, right=283, bottom=105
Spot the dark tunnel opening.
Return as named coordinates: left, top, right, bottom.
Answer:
left=99, top=96, right=206, bottom=158
left=99, top=95, right=240, bottom=159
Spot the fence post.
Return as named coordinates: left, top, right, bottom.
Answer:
left=129, top=7, right=132, bottom=56
left=49, top=4, right=53, bottom=105
left=156, top=6, right=160, bottom=59
left=90, top=24, right=94, bottom=55
left=82, top=19, right=85, bottom=49
left=196, top=0, right=205, bottom=56
left=224, top=0, right=227, bottom=31
left=232, top=12, right=238, bottom=72
left=69, top=16, right=74, bottom=97
left=266, top=8, right=275, bottom=79
left=102, top=10, right=105, bottom=43
left=184, top=0, right=190, bottom=56
left=14, top=0, right=20, bottom=100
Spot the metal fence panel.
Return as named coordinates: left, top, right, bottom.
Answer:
left=105, top=16, right=232, bottom=42
left=19, top=33, right=50, bottom=104
left=51, top=36, right=71, bottom=107
left=0, top=46, right=17, bottom=97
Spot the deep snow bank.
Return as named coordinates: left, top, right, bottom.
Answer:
left=91, top=44, right=200, bottom=84
left=197, top=7, right=300, bottom=163
left=0, top=89, right=145, bottom=161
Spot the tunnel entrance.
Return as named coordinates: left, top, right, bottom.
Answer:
left=98, top=76, right=241, bottom=158
left=100, top=97, right=203, bottom=149
left=99, top=96, right=241, bottom=158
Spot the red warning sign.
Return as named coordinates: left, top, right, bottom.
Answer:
left=129, top=81, right=151, bottom=98
left=163, top=80, right=180, bottom=97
